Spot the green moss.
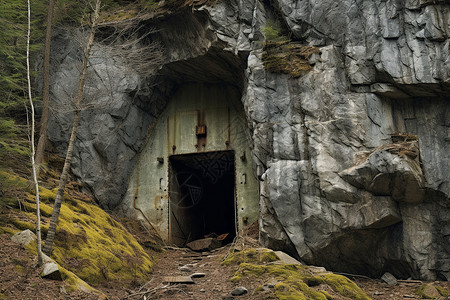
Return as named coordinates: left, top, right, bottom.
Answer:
left=323, top=274, right=370, bottom=300
left=222, top=248, right=280, bottom=265
left=59, top=266, right=102, bottom=294
left=0, top=226, right=18, bottom=235
left=275, top=282, right=307, bottom=300
left=48, top=200, right=154, bottom=286
left=435, top=286, right=448, bottom=297
left=319, top=290, right=332, bottom=300
left=38, top=187, right=56, bottom=202
left=261, top=20, right=289, bottom=42
left=9, top=219, right=35, bottom=232
left=415, top=284, right=447, bottom=299
left=20, top=200, right=53, bottom=218
left=227, top=249, right=369, bottom=300
left=0, top=171, right=27, bottom=188
left=14, top=264, right=26, bottom=275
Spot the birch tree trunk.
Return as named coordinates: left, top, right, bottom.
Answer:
left=43, top=0, right=102, bottom=255
left=35, top=0, right=56, bottom=178
left=26, top=0, right=43, bottom=266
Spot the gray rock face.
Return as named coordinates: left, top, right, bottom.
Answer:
left=46, top=30, right=164, bottom=209
left=46, top=0, right=449, bottom=280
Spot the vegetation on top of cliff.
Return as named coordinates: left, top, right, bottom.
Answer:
left=261, top=20, right=319, bottom=78
left=262, top=41, right=320, bottom=78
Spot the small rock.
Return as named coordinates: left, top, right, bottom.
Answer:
left=190, top=272, right=206, bottom=278
left=179, top=264, right=194, bottom=272
left=11, top=230, right=36, bottom=246
left=273, top=251, right=300, bottom=265
left=374, top=291, right=384, bottom=295
left=417, top=284, right=441, bottom=299
left=186, top=238, right=221, bottom=252
left=200, top=289, right=205, bottom=292
left=381, top=272, right=398, bottom=285
left=265, top=279, right=279, bottom=289
left=41, top=262, right=62, bottom=280
left=162, top=276, right=194, bottom=284
left=231, top=286, right=248, bottom=296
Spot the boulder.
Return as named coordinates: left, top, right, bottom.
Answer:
left=381, top=272, right=398, bottom=285
left=41, top=262, right=62, bottom=281
left=11, top=230, right=36, bottom=246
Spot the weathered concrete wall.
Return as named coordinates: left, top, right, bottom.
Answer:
left=120, top=83, right=259, bottom=242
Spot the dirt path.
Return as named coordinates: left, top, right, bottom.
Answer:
left=123, top=244, right=450, bottom=300
left=125, top=246, right=248, bottom=299
left=1, top=232, right=449, bottom=300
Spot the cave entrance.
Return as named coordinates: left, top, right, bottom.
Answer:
left=169, top=151, right=236, bottom=247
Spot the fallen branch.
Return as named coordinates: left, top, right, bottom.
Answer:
left=333, top=272, right=373, bottom=280
left=124, top=284, right=189, bottom=299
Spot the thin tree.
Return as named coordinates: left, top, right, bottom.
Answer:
left=43, top=0, right=101, bottom=255
left=35, top=0, right=56, bottom=178
left=26, top=0, right=43, bottom=266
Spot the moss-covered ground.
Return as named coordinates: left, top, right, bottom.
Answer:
left=0, top=125, right=156, bottom=291
left=223, top=248, right=371, bottom=300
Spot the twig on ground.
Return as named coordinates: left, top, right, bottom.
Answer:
left=333, top=272, right=373, bottom=280
left=123, top=284, right=190, bottom=299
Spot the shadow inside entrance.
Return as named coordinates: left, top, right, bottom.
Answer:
left=169, top=151, right=236, bottom=247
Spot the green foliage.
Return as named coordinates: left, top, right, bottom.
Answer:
left=0, top=118, right=30, bottom=172
left=261, top=20, right=289, bottom=42
left=0, top=0, right=45, bottom=117
left=0, top=119, right=21, bottom=139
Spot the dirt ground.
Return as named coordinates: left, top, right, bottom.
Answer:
left=0, top=234, right=98, bottom=300
left=123, top=243, right=450, bottom=300
left=1, top=233, right=449, bottom=300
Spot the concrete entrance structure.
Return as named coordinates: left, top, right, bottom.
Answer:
left=122, top=83, right=259, bottom=245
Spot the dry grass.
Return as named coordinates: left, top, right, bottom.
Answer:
left=262, top=41, right=320, bottom=78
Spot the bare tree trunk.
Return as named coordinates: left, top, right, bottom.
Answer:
left=35, top=0, right=56, bottom=178
left=26, top=0, right=43, bottom=266
left=43, top=0, right=101, bottom=256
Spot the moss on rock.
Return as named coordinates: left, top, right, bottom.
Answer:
left=225, top=248, right=370, bottom=300
left=322, top=274, right=370, bottom=300
left=416, top=283, right=448, bottom=299
left=222, top=248, right=280, bottom=266
left=2, top=184, right=154, bottom=288
left=49, top=200, right=154, bottom=286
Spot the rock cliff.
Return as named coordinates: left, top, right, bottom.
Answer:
left=46, top=0, right=449, bottom=280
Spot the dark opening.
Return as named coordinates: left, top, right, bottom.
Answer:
left=169, top=151, right=236, bottom=247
